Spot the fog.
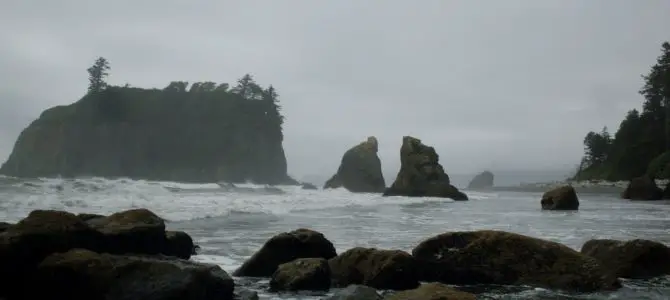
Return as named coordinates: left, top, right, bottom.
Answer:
left=1, top=0, right=669, bottom=182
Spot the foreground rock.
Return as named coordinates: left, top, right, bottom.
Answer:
left=324, top=136, right=386, bottom=193
left=233, top=228, right=337, bottom=277
left=326, top=285, right=382, bottom=300
left=541, top=185, right=579, bottom=210
left=412, top=230, right=620, bottom=292
left=329, top=247, right=419, bottom=290
left=383, top=136, right=467, bottom=201
left=385, top=282, right=475, bottom=300
left=270, top=258, right=331, bottom=291
left=34, top=249, right=234, bottom=300
left=467, top=171, right=494, bottom=189
left=581, top=239, right=670, bottom=279
left=621, top=176, right=663, bottom=200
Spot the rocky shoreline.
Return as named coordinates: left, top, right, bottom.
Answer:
left=1, top=208, right=669, bottom=299
left=478, top=179, right=669, bottom=196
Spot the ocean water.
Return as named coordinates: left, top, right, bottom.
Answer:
left=1, top=175, right=669, bottom=299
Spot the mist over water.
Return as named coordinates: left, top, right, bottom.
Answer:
left=1, top=175, right=669, bottom=299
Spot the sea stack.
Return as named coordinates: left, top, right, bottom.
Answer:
left=324, top=136, right=386, bottom=193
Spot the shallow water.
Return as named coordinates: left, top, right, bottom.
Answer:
left=1, top=175, right=669, bottom=299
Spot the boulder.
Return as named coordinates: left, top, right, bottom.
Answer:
left=77, top=213, right=106, bottom=222
left=269, top=258, right=331, bottom=291
left=621, top=176, right=663, bottom=200
left=329, top=247, right=419, bottom=290
left=86, top=208, right=168, bottom=255
left=234, top=288, right=259, bottom=300
left=466, top=171, right=494, bottom=189
left=165, top=231, right=196, bottom=259
left=581, top=239, right=670, bottom=279
left=233, top=228, right=337, bottom=277
left=541, top=185, right=579, bottom=210
left=301, top=182, right=318, bottom=190
left=412, top=230, right=620, bottom=292
left=384, top=282, right=475, bottom=300
left=33, top=248, right=235, bottom=300
left=326, top=285, right=382, bottom=300
left=0, top=222, right=13, bottom=233
left=383, top=136, right=467, bottom=200
left=324, top=136, right=386, bottom=193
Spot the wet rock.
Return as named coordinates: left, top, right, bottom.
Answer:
left=0, top=210, right=104, bottom=298
left=621, top=176, right=663, bottom=200
left=383, top=136, right=467, bottom=201
left=86, top=208, right=168, bottom=255
left=233, top=228, right=337, bottom=277
left=165, top=231, right=196, bottom=259
left=33, top=248, right=235, bottom=300
left=467, top=171, right=494, bottom=189
left=0, top=222, right=13, bottom=233
left=384, top=282, right=475, bottom=300
left=412, top=230, right=620, bottom=292
left=326, top=285, right=382, bottom=300
left=329, top=247, right=419, bottom=290
left=77, top=213, right=106, bottom=222
left=324, top=136, right=386, bottom=193
left=541, top=185, right=579, bottom=210
left=581, top=238, right=670, bottom=279
left=270, top=258, right=331, bottom=291
left=234, top=287, right=259, bottom=300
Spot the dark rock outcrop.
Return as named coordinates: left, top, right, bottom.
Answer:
left=385, top=282, right=475, bottom=300
left=301, top=182, right=318, bottom=190
left=581, top=238, right=670, bottom=279
left=467, top=171, right=494, bottom=189
left=326, top=285, right=382, bottom=300
left=0, top=82, right=294, bottom=184
left=324, top=136, right=386, bottom=193
left=383, top=136, right=467, bottom=200
left=233, top=228, right=337, bottom=277
left=34, top=248, right=234, bottom=300
left=269, top=258, right=331, bottom=291
left=0, top=222, right=13, bottom=233
left=329, top=247, right=419, bottom=290
left=86, top=208, right=169, bottom=256
left=541, top=185, right=579, bottom=210
left=621, top=176, right=663, bottom=200
left=165, top=231, right=197, bottom=259
left=412, top=230, right=620, bottom=292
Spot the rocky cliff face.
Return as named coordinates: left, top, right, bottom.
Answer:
left=323, top=136, right=385, bottom=193
left=0, top=85, right=294, bottom=184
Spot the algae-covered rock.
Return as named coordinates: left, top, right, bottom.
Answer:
left=467, top=171, right=494, bottom=189
left=329, top=247, right=419, bottom=290
left=412, top=230, right=620, bottom=292
left=541, top=185, right=579, bottom=210
left=581, top=238, right=670, bottom=279
left=269, top=258, right=331, bottom=291
left=233, top=228, right=337, bottom=277
left=383, top=136, right=467, bottom=200
left=384, top=282, right=475, bottom=300
left=324, top=136, right=386, bottom=193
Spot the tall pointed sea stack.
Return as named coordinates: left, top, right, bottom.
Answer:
left=324, top=136, right=385, bottom=193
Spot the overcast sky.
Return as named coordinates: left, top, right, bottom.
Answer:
left=1, top=0, right=669, bottom=180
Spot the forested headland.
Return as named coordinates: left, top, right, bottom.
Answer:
left=0, top=57, right=296, bottom=184
left=574, top=42, right=670, bottom=181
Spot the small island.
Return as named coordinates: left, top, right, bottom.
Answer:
left=0, top=57, right=296, bottom=184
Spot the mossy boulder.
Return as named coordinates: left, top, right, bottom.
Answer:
left=412, top=230, right=620, bottom=292
left=33, top=248, right=235, bottom=300
left=324, top=136, right=386, bottom=193
left=86, top=208, right=169, bottom=255
left=541, top=185, right=579, bottom=210
left=233, top=228, right=337, bottom=277
left=326, top=285, right=382, bottom=300
left=384, top=282, right=475, bottom=300
left=466, top=171, right=494, bottom=189
left=581, top=239, right=670, bottom=279
left=329, top=247, right=419, bottom=290
left=165, top=231, right=196, bottom=259
left=621, top=176, right=663, bottom=200
left=269, top=258, right=331, bottom=291
left=383, top=136, right=467, bottom=200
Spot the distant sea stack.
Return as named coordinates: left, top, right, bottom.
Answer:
left=383, top=136, right=467, bottom=200
left=467, top=170, right=494, bottom=189
left=0, top=58, right=295, bottom=184
left=324, top=136, right=385, bottom=193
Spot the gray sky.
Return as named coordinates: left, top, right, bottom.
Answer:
left=1, top=0, right=669, bottom=181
